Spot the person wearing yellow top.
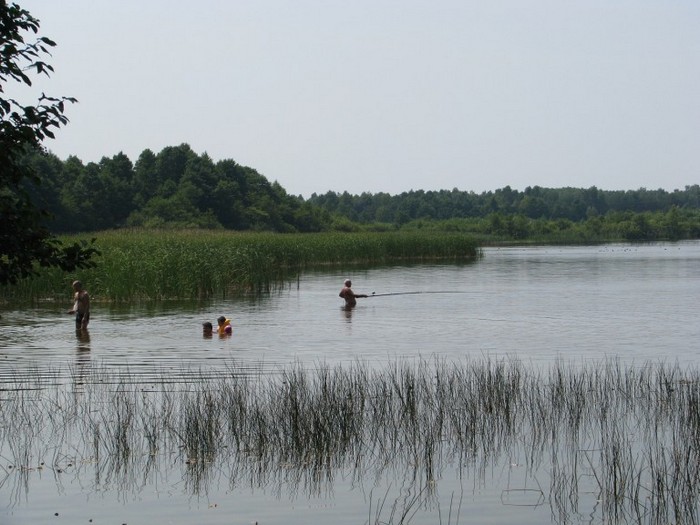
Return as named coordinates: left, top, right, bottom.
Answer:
left=217, top=316, right=232, bottom=336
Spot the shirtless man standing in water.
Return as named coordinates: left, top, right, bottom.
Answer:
left=339, top=279, right=368, bottom=307
left=68, top=280, right=90, bottom=330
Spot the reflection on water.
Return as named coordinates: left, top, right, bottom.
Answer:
left=73, top=329, right=91, bottom=390
left=341, top=304, right=354, bottom=321
left=75, top=328, right=91, bottom=350
left=2, top=242, right=700, bottom=385
left=2, top=358, right=700, bottom=524
left=1, top=241, right=700, bottom=524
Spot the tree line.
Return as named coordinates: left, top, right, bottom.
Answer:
left=308, top=185, right=700, bottom=241
left=23, top=143, right=700, bottom=242
left=23, top=144, right=330, bottom=233
left=308, top=184, right=700, bottom=225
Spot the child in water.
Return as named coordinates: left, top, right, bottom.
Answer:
left=217, top=316, right=232, bottom=336
left=202, top=321, right=213, bottom=338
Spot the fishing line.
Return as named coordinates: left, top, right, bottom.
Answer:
left=367, top=291, right=472, bottom=297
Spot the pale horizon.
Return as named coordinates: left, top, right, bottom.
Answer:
left=12, top=0, right=700, bottom=197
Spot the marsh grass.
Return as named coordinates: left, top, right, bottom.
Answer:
left=0, top=230, right=479, bottom=302
left=2, top=357, right=699, bottom=523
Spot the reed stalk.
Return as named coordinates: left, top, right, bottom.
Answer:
left=0, top=230, right=480, bottom=303
left=2, top=357, right=699, bottom=523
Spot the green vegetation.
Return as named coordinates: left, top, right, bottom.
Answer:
left=310, top=184, right=700, bottom=224
left=3, top=357, right=700, bottom=523
left=21, top=142, right=700, bottom=243
left=397, top=207, right=700, bottom=244
left=0, top=229, right=479, bottom=302
left=312, top=186, right=700, bottom=242
left=0, top=2, right=98, bottom=285
left=23, top=144, right=329, bottom=234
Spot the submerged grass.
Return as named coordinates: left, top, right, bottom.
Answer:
left=2, top=357, right=700, bottom=523
left=0, top=229, right=479, bottom=302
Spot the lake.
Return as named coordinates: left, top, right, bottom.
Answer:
left=1, top=241, right=699, bottom=524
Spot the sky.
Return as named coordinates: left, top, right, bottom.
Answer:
left=11, top=0, right=700, bottom=197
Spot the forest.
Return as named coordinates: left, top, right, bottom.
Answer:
left=23, top=144, right=700, bottom=242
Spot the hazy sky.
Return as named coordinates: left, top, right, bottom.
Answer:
left=13, top=0, right=700, bottom=197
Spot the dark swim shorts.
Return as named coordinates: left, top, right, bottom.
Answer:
left=75, top=311, right=89, bottom=329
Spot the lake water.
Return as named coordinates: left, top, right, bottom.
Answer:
left=1, top=241, right=699, bottom=524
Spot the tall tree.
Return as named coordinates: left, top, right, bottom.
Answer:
left=96, top=152, right=134, bottom=226
left=132, top=148, right=157, bottom=207
left=0, top=1, right=97, bottom=284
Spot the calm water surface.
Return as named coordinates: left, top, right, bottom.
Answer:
left=1, top=241, right=699, bottom=524
left=2, top=241, right=699, bottom=377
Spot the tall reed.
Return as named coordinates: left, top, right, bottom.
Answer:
left=3, top=357, right=698, bottom=523
left=0, top=229, right=479, bottom=302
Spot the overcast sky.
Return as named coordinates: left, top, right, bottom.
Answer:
left=13, top=0, right=700, bottom=197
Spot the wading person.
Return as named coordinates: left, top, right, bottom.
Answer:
left=217, top=316, right=232, bottom=336
left=339, top=279, right=367, bottom=307
left=68, top=280, right=90, bottom=330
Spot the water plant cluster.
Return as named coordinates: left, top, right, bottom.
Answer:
left=1, top=357, right=699, bottom=524
left=0, top=229, right=479, bottom=302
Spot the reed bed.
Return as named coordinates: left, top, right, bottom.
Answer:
left=0, top=229, right=479, bottom=302
left=2, top=357, right=699, bottom=524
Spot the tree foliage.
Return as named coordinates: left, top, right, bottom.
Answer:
left=308, top=185, right=700, bottom=226
left=1, top=1, right=97, bottom=284
left=23, top=143, right=331, bottom=234
left=19, top=136, right=700, bottom=243
left=307, top=185, right=700, bottom=241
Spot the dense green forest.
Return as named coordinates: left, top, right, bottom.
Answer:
left=23, top=144, right=700, bottom=242
left=308, top=184, right=700, bottom=223
left=24, top=144, right=329, bottom=233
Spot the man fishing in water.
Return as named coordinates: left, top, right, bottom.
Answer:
left=339, top=279, right=368, bottom=307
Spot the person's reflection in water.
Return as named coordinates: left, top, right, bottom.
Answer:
left=74, top=329, right=91, bottom=390
left=76, top=328, right=91, bottom=350
left=342, top=304, right=354, bottom=321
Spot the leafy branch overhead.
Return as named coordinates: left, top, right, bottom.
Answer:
left=1, top=1, right=97, bottom=285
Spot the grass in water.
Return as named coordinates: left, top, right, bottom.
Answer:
left=1, top=357, right=699, bottom=523
left=0, top=229, right=480, bottom=302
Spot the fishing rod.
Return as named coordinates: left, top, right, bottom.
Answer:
left=367, top=291, right=468, bottom=297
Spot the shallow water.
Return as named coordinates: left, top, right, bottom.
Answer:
left=1, top=241, right=699, bottom=524
left=2, top=242, right=698, bottom=379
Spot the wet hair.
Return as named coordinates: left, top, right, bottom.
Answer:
left=202, top=322, right=213, bottom=330
left=217, top=316, right=226, bottom=324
